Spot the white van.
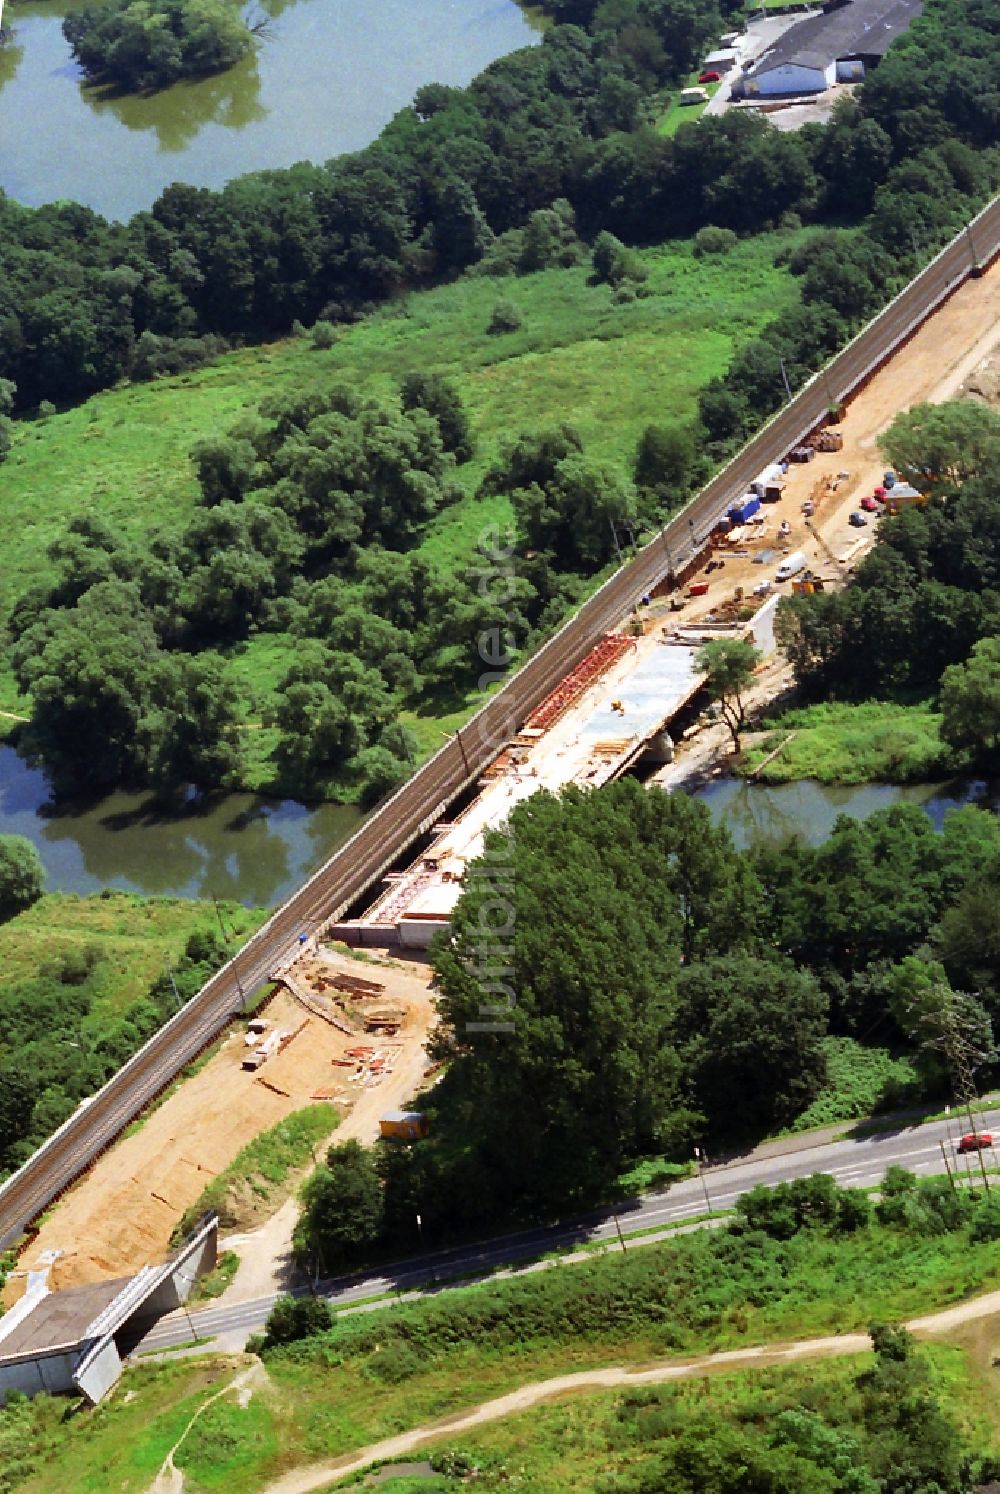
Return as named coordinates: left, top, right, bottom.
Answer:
left=775, top=550, right=807, bottom=581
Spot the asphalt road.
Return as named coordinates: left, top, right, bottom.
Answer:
left=133, top=1108, right=997, bottom=1356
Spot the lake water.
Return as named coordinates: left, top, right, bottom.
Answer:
left=697, top=776, right=996, bottom=850
left=0, top=0, right=540, bottom=220
left=0, top=746, right=361, bottom=905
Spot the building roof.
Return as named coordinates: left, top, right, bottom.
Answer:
left=746, top=0, right=921, bottom=77
left=0, top=1277, right=132, bottom=1361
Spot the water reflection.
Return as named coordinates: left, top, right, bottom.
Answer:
left=0, top=0, right=540, bottom=219
left=0, top=747, right=360, bottom=905
left=0, top=35, right=24, bottom=91
left=86, top=51, right=266, bottom=152
left=696, top=777, right=991, bottom=851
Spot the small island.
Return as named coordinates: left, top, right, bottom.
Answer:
left=63, top=0, right=253, bottom=92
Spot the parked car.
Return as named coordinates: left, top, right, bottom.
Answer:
left=859, top=495, right=881, bottom=512
left=699, top=70, right=721, bottom=82
left=958, top=1131, right=993, bottom=1153
left=848, top=511, right=868, bottom=527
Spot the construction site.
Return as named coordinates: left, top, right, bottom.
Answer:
left=3, top=237, right=997, bottom=1316
left=3, top=946, right=437, bottom=1302
left=328, top=420, right=882, bottom=947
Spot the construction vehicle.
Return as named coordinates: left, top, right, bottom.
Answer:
left=792, top=573, right=825, bottom=595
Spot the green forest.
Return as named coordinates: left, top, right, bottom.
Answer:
left=290, top=775, right=1000, bottom=1270
left=0, top=0, right=996, bottom=801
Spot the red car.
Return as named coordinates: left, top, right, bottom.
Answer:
left=859, top=495, right=881, bottom=512
left=957, top=1131, right=993, bottom=1153
left=698, top=70, right=721, bottom=83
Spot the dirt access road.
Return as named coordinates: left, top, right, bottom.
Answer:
left=217, top=1286, right=1000, bottom=1492
left=673, top=252, right=1000, bottom=634
left=5, top=948, right=436, bottom=1301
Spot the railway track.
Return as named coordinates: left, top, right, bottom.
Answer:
left=1, top=195, right=997, bottom=1249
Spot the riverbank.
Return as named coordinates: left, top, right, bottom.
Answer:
left=738, top=699, right=953, bottom=785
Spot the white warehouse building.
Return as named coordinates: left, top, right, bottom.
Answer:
left=735, top=0, right=921, bottom=99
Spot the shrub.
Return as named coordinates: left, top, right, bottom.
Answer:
left=970, top=1195, right=1000, bottom=1243
left=487, top=299, right=523, bottom=335
left=310, top=320, right=338, bottom=350
left=261, top=1294, right=333, bottom=1348
left=734, top=1174, right=871, bottom=1239
left=694, top=225, right=738, bottom=258
left=875, top=1167, right=972, bottom=1235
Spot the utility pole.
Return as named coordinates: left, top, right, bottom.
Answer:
left=821, top=366, right=838, bottom=412
left=939, top=1139, right=957, bottom=1190
left=211, top=893, right=230, bottom=945
left=440, top=729, right=470, bottom=777
left=779, top=356, right=793, bottom=404
left=918, top=993, right=992, bottom=1192
left=966, top=222, right=980, bottom=273
left=694, top=1147, right=713, bottom=1214
left=661, top=529, right=674, bottom=580
left=164, top=961, right=182, bottom=1011
left=609, top=516, right=625, bottom=567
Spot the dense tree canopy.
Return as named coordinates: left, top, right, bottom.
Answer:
left=0, top=835, right=44, bottom=923
left=0, top=926, right=235, bottom=1177
left=879, top=402, right=1000, bottom=498
left=64, top=0, right=252, bottom=91
left=0, top=0, right=990, bottom=419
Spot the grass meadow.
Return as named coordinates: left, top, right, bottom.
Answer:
left=740, top=700, right=952, bottom=785
left=0, top=891, right=263, bottom=1017
left=0, top=234, right=805, bottom=772
left=12, top=1208, right=1000, bottom=1493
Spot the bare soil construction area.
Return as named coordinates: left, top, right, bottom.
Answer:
left=4, top=948, right=436, bottom=1300
left=6, top=257, right=998, bottom=1308
left=654, top=254, right=1000, bottom=783
left=680, top=254, right=1000, bottom=633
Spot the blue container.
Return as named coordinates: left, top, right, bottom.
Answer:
left=729, top=495, right=762, bottom=525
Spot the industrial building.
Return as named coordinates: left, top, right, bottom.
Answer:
left=735, top=0, right=921, bottom=98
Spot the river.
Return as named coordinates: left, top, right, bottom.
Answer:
left=0, top=747, right=361, bottom=905
left=0, top=0, right=540, bottom=221
left=1, top=735, right=996, bottom=907
left=697, top=776, right=996, bottom=850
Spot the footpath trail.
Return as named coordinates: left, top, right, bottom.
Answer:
left=256, top=1288, right=1000, bottom=1494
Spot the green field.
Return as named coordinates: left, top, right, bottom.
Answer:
left=401, top=1345, right=997, bottom=1493
left=0, top=234, right=805, bottom=774
left=741, top=700, right=952, bottom=785
left=0, top=891, right=262, bottom=1017
left=656, top=73, right=722, bottom=135
left=12, top=1199, right=1000, bottom=1493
